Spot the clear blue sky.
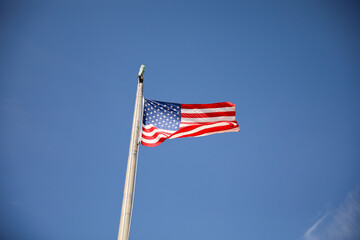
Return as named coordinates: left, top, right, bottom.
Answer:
left=1, top=1, right=360, bottom=239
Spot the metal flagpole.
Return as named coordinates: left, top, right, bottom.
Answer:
left=117, top=65, right=145, bottom=240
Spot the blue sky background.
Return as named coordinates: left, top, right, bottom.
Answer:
left=1, top=0, right=360, bottom=239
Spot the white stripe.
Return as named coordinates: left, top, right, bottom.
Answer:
left=141, top=134, right=167, bottom=144
left=142, top=124, right=176, bottom=134
left=179, top=123, right=194, bottom=127
left=194, top=127, right=240, bottom=137
left=142, top=131, right=170, bottom=138
left=169, top=122, right=234, bottom=139
left=181, top=107, right=235, bottom=114
left=181, top=116, right=236, bottom=122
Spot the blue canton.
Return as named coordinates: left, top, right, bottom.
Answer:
left=143, top=99, right=181, bottom=131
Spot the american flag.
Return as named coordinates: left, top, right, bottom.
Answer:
left=141, top=99, right=240, bottom=147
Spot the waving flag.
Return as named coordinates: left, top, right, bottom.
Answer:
left=141, top=99, right=240, bottom=147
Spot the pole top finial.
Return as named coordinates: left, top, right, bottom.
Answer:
left=138, top=65, right=145, bottom=77
left=138, top=65, right=145, bottom=83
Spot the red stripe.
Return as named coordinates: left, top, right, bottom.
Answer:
left=173, top=123, right=239, bottom=139
left=180, top=120, right=238, bottom=125
left=142, top=126, right=173, bottom=136
left=181, top=102, right=235, bottom=109
left=181, top=111, right=235, bottom=118
left=141, top=123, right=239, bottom=146
left=142, top=125, right=158, bottom=133
left=141, top=130, right=170, bottom=140
left=173, top=121, right=237, bottom=135
left=141, top=137, right=166, bottom=147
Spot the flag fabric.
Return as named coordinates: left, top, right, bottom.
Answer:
left=141, top=99, right=240, bottom=147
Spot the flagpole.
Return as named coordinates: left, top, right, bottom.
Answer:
left=118, top=65, right=145, bottom=240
